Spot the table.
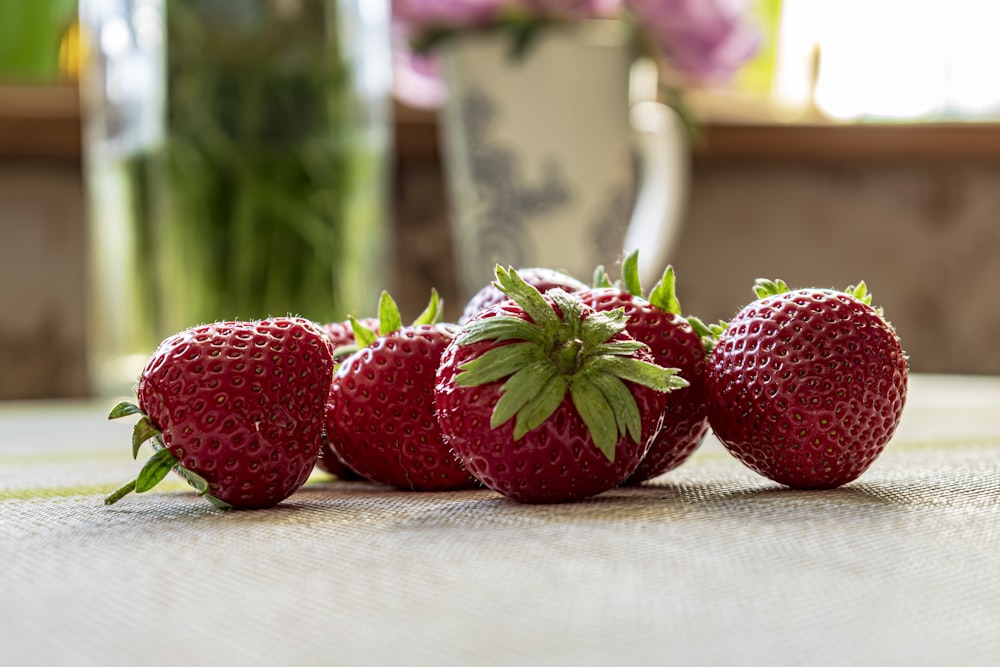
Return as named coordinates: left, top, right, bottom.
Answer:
left=2, top=374, right=999, bottom=666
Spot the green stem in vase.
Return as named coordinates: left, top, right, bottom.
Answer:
left=154, top=0, right=382, bottom=329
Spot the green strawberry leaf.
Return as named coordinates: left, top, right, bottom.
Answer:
left=590, top=340, right=648, bottom=358
left=494, top=266, right=560, bottom=333
left=176, top=468, right=231, bottom=511
left=648, top=265, right=682, bottom=315
left=108, top=401, right=141, bottom=420
left=546, top=289, right=583, bottom=339
left=412, top=288, right=443, bottom=326
left=131, top=416, right=161, bottom=459
left=580, top=308, right=629, bottom=350
left=592, top=265, right=614, bottom=288
left=585, top=372, right=642, bottom=445
left=457, top=342, right=546, bottom=386
left=589, top=356, right=688, bottom=393
left=753, top=278, right=790, bottom=299
left=491, top=361, right=559, bottom=429
left=349, top=316, right=377, bottom=348
left=512, top=373, right=568, bottom=440
left=332, top=344, right=359, bottom=362
left=847, top=281, right=872, bottom=305
left=135, top=447, right=177, bottom=493
left=568, top=376, right=618, bottom=460
left=377, top=291, right=403, bottom=335
left=458, top=316, right=548, bottom=347
left=622, top=250, right=643, bottom=297
left=687, top=316, right=728, bottom=355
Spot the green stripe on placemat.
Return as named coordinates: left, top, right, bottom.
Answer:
left=0, top=480, right=193, bottom=502
left=0, top=450, right=124, bottom=466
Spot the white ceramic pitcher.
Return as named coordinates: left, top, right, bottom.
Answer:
left=438, top=19, right=689, bottom=299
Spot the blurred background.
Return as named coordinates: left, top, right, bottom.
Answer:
left=3, top=0, right=1000, bottom=401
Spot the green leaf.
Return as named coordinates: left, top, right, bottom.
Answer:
left=202, top=494, right=232, bottom=511
left=332, top=344, right=359, bottom=362
left=754, top=278, right=790, bottom=300
left=589, top=340, right=648, bottom=358
left=687, top=316, right=727, bottom=355
left=580, top=308, right=629, bottom=349
left=131, top=416, right=161, bottom=459
left=349, top=316, right=377, bottom=348
left=847, top=281, right=872, bottom=305
left=592, top=265, right=614, bottom=288
left=135, top=447, right=178, bottom=493
left=108, top=401, right=141, bottom=420
left=377, top=291, right=403, bottom=335
left=412, top=288, right=443, bottom=326
left=512, top=373, right=568, bottom=440
left=494, top=266, right=560, bottom=333
left=586, top=372, right=643, bottom=444
left=456, top=342, right=545, bottom=387
left=490, top=361, right=559, bottom=429
left=622, top=249, right=643, bottom=297
left=507, top=18, right=548, bottom=60
left=547, top=289, right=584, bottom=339
left=458, top=316, right=548, bottom=347
left=648, top=265, right=682, bottom=315
left=411, top=26, right=456, bottom=55
left=569, top=376, right=618, bottom=461
left=179, top=468, right=210, bottom=495
left=589, top=356, right=688, bottom=393
left=169, top=466, right=232, bottom=510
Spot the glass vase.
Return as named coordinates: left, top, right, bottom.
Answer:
left=79, top=0, right=392, bottom=397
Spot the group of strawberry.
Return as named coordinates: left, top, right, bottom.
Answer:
left=107, top=253, right=909, bottom=510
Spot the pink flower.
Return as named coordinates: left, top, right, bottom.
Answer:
left=627, top=0, right=760, bottom=80
left=393, top=0, right=505, bottom=28
left=514, top=0, right=623, bottom=19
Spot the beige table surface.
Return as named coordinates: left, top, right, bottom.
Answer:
left=1, top=373, right=999, bottom=666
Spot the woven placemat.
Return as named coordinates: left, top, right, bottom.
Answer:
left=1, top=375, right=999, bottom=666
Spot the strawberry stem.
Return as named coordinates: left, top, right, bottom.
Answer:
left=554, top=339, right=584, bottom=374
left=104, top=479, right=137, bottom=505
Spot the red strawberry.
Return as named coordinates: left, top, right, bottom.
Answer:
left=325, top=291, right=478, bottom=491
left=435, top=266, right=686, bottom=503
left=459, top=266, right=588, bottom=324
left=703, top=280, right=908, bottom=489
left=106, top=317, right=336, bottom=510
left=313, top=317, right=377, bottom=481
left=579, top=254, right=708, bottom=484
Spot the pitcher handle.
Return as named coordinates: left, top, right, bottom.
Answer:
left=624, top=62, right=690, bottom=289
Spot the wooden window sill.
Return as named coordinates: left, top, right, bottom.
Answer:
left=6, top=85, right=1000, bottom=163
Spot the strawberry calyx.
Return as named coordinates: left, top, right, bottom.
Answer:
left=593, top=250, right=683, bottom=316
left=105, top=401, right=230, bottom=510
left=344, top=288, right=444, bottom=358
left=455, top=266, right=687, bottom=462
left=693, top=277, right=887, bottom=356
left=687, top=317, right=728, bottom=355
left=755, top=277, right=886, bottom=317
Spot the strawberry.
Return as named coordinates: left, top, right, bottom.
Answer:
left=106, top=317, right=336, bottom=510
left=325, top=290, right=478, bottom=491
left=314, top=439, right=364, bottom=480
left=579, top=253, right=709, bottom=484
left=703, top=280, right=908, bottom=489
left=435, top=266, right=687, bottom=503
left=458, top=266, right=588, bottom=324
left=313, top=317, right=377, bottom=481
